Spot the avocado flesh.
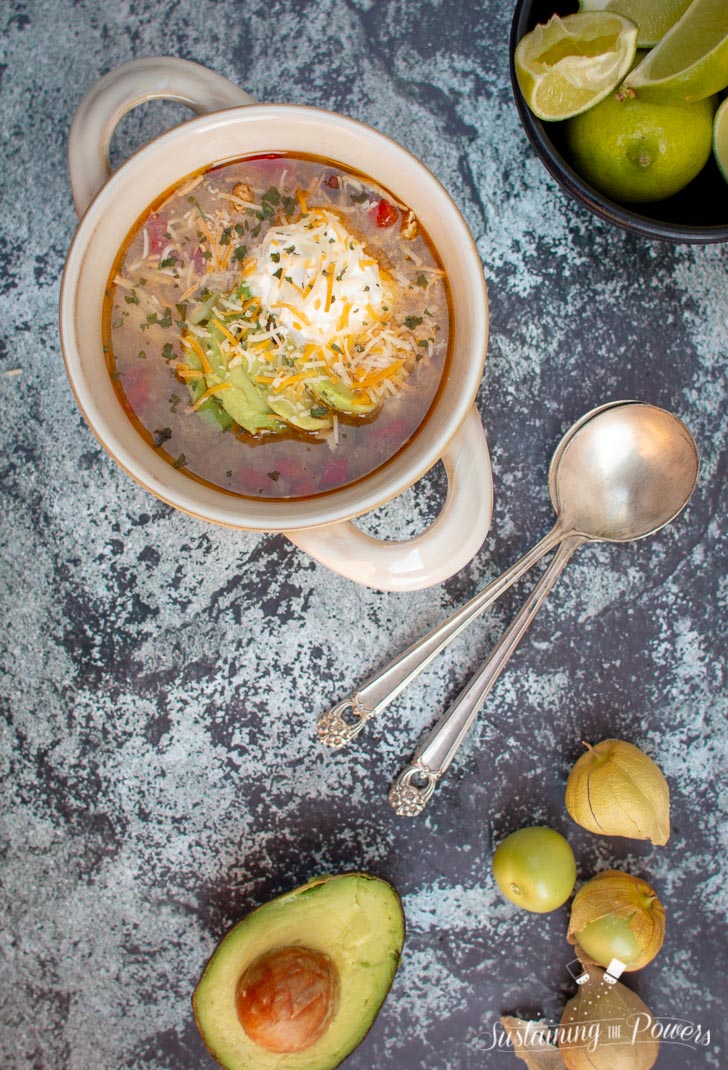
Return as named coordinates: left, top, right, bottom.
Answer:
left=309, top=376, right=379, bottom=416
left=192, top=872, right=405, bottom=1070
left=206, top=321, right=332, bottom=434
left=205, top=323, right=287, bottom=435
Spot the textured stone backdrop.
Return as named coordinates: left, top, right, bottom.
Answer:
left=1, top=1, right=727, bottom=1068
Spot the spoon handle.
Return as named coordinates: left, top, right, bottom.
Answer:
left=388, top=534, right=583, bottom=816
left=317, top=527, right=564, bottom=750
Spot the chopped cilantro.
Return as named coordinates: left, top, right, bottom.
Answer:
left=415, top=273, right=428, bottom=287
left=418, top=339, right=429, bottom=348
left=272, top=267, right=283, bottom=279
left=172, top=453, right=187, bottom=469
left=111, top=317, right=123, bottom=329
left=137, top=349, right=147, bottom=360
left=284, top=245, right=296, bottom=254
left=234, top=223, right=247, bottom=236
left=160, top=256, right=178, bottom=268
left=233, top=245, right=248, bottom=262
left=124, top=290, right=140, bottom=305
left=310, top=405, right=328, bottom=418
left=350, top=191, right=368, bottom=203
left=282, top=195, right=297, bottom=215
left=404, top=315, right=423, bottom=330
left=176, top=302, right=188, bottom=320
left=270, top=252, right=281, bottom=263
left=219, top=226, right=232, bottom=246
left=152, top=427, right=172, bottom=448
left=330, top=343, right=343, bottom=355
left=262, top=186, right=281, bottom=205
left=162, top=343, right=174, bottom=361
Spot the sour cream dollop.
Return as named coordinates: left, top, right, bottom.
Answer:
left=246, top=208, right=392, bottom=349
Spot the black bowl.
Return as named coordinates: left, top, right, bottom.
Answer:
left=510, top=0, right=728, bottom=243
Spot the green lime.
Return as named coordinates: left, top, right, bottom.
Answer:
left=492, top=826, right=576, bottom=913
left=515, top=12, right=638, bottom=121
left=622, top=0, right=728, bottom=103
left=579, top=0, right=692, bottom=48
left=566, top=89, right=716, bottom=202
left=714, top=97, right=728, bottom=183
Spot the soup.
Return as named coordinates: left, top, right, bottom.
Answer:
left=104, top=154, right=451, bottom=499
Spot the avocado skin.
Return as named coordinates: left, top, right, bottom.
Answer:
left=192, top=872, right=405, bottom=1070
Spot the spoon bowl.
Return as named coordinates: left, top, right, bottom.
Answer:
left=552, top=402, right=699, bottom=542
left=386, top=400, right=699, bottom=814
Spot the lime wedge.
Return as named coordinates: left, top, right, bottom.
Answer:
left=515, top=12, right=639, bottom=121
left=714, top=97, right=728, bottom=183
left=622, top=0, right=728, bottom=102
left=579, top=0, right=693, bottom=48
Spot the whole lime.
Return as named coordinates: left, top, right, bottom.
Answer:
left=565, top=89, right=717, bottom=202
left=492, top=826, right=576, bottom=913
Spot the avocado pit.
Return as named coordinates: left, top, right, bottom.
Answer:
left=235, top=946, right=340, bottom=1053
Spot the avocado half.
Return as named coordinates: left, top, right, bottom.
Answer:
left=192, top=872, right=405, bottom=1070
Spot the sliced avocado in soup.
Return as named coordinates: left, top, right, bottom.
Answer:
left=186, top=375, right=233, bottom=431
left=192, top=872, right=405, bottom=1070
left=309, top=376, right=379, bottom=416
left=207, top=319, right=331, bottom=434
left=206, top=323, right=287, bottom=435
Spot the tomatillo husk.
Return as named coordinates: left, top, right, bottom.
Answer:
left=568, top=870, right=665, bottom=971
left=565, top=739, right=670, bottom=845
left=560, top=963, right=659, bottom=1070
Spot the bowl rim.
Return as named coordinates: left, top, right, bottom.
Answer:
left=509, top=0, right=728, bottom=245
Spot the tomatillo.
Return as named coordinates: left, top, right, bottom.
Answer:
left=492, top=826, right=576, bottom=913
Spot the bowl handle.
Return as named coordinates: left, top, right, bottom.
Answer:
left=285, top=407, right=493, bottom=592
left=68, top=56, right=254, bottom=217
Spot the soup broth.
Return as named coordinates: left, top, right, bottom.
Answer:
left=105, top=153, right=451, bottom=499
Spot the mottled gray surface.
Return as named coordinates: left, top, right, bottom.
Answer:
left=1, top=1, right=727, bottom=1068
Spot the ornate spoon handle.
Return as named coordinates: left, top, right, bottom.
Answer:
left=388, top=535, right=584, bottom=816
left=317, top=526, right=565, bottom=749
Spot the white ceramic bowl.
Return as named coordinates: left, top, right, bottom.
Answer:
left=60, top=57, right=492, bottom=591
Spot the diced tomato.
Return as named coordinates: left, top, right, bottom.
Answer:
left=236, top=466, right=267, bottom=495
left=273, top=458, right=303, bottom=481
left=320, top=456, right=350, bottom=488
left=324, top=174, right=340, bottom=189
left=246, top=153, right=288, bottom=182
left=373, top=199, right=398, bottom=228
left=119, top=368, right=151, bottom=413
left=191, top=246, right=206, bottom=275
left=374, top=417, right=410, bottom=443
left=291, top=474, right=319, bottom=496
left=146, top=213, right=168, bottom=254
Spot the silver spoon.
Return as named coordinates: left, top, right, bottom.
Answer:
left=387, top=401, right=699, bottom=815
left=318, top=400, right=641, bottom=750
